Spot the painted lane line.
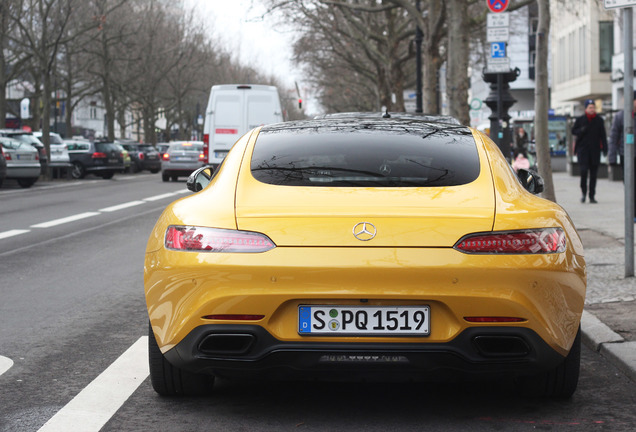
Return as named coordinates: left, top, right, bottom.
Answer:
left=0, top=355, right=13, bottom=376
left=37, top=336, right=149, bottom=432
left=143, top=192, right=179, bottom=202
left=0, top=229, right=30, bottom=240
left=31, top=212, right=100, bottom=229
left=99, top=200, right=146, bottom=212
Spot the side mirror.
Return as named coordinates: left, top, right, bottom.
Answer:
left=186, top=166, right=214, bottom=192
left=516, top=168, right=544, bottom=195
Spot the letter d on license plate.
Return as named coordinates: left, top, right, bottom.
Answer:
left=298, top=305, right=430, bottom=336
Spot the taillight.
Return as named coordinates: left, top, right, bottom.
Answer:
left=198, top=153, right=205, bottom=162
left=138, top=152, right=145, bottom=160
left=162, top=153, right=169, bottom=161
left=165, top=226, right=276, bottom=253
left=203, top=134, right=209, bottom=162
left=92, top=152, right=107, bottom=159
left=4, top=151, right=11, bottom=160
left=454, top=228, right=566, bottom=254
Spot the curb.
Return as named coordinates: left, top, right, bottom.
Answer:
left=581, top=310, right=636, bottom=382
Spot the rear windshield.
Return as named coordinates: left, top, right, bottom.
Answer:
left=95, top=143, right=121, bottom=153
left=0, top=137, right=27, bottom=150
left=250, top=120, right=480, bottom=187
left=170, top=143, right=202, bottom=152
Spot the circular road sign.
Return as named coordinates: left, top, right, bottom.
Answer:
left=487, top=0, right=510, bottom=13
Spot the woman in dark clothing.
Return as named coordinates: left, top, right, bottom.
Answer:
left=571, top=99, right=608, bottom=203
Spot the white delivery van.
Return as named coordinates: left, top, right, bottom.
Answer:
left=202, top=84, right=283, bottom=168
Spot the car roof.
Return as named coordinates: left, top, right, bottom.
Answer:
left=313, top=112, right=462, bottom=125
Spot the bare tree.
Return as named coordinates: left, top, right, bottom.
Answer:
left=534, top=0, right=554, bottom=201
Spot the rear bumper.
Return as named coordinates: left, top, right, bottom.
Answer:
left=86, top=164, right=124, bottom=173
left=6, top=165, right=41, bottom=178
left=162, top=324, right=567, bottom=380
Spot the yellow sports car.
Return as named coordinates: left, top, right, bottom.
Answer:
left=144, top=115, right=586, bottom=397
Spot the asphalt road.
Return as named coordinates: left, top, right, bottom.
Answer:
left=1, top=174, right=635, bottom=431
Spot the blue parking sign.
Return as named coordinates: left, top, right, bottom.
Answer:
left=491, top=42, right=506, bottom=58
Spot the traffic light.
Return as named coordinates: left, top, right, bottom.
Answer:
left=298, top=98, right=302, bottom=109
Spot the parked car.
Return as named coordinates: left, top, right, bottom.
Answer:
left=65, top=139, right=125, bottom=179
left=118, top=141, right=161, bottom=173
left=33, top=131, right=72, bottom=175
left=0, top=145, right=7, bottom=188
left=0, top=136, right=41, bottom=188
left=160, top=141, right=205, bottom=182
left=146, top=116, right=586, bottom=398
left=0, top=129, right=48, bottom=174
left=156, top=143, right=170, bottom=159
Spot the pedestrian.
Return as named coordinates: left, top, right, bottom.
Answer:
left=571, top=99, right=608, bottom=203
left=514, top=127, right=529, bottom=158
left=608, top=91, right=636, bottom=218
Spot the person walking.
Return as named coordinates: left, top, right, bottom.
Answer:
left=608, top=92, right=636, bottom=217
left=571, top=99, right=608, bottom=203
left=514, top=127, right=529, bottom=158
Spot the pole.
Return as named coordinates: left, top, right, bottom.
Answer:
left=623, top=7, right=634, bottom=277
left=415, top=0, right=423, bottom=113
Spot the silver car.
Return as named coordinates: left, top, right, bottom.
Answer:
left=33, top=131, right=72, bottom=174
left=0, top=136, right=41, bottom=188
left=161, top=141, right=205, bottom=182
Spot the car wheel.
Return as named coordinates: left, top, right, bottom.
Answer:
left=162, top=173, right=169, bottom=182
left=150, top=168, right=160, bottom=174
left=71, top=162, right=86, bottom=179
left=148, top=323, right=214, bottom=396
left=100, top=172, right=115, bottom=179
left=517, top=326, right=581, bottom=398
left=17, top=178, right=37, bottom=188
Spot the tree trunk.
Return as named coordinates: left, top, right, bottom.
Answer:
left=446, top=0, right=470, bottom=125
left=535, top=0, right=555, bottom=202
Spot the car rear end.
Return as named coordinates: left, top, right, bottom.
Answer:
left=0, top=137, right=41, bottom=187
left=87, top=141, right=125, bottom=178
left=146, top=120, right=585, bottom=388
left=161, top=141, right=205, bottom=181
left=137, top=144, right=161, bottom=173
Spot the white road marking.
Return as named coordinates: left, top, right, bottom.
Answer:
left=99, top=201, right=146, bottom=212
left=143, top=192, right=178, bottom=202
left=31, top=212, right=100, bottom=229
left=0, top=355, right=13, bottom=376
left=0, top=229, right=30, bottom=239
left=37, top=336, right=149, bottom=432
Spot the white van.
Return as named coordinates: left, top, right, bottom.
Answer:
left=202, top=84, right=283, bottom=168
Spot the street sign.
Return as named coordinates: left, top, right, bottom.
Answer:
left=487, top=12, right=509, bottom=28
left=485, top=63, right=511, bottom=74
left=487, top=0, right=509, bottom=13
left=491, top=42, right=506, bottom=58
left=487, top=27, right=510, bottom=42
left=604, top=0, right=636, bottom=9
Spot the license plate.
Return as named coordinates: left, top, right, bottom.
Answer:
left=108, top=159, right=118, bottom=163
left=214, top=151, right=228, bottom=159
left=298, top=305, right=430, bottom=336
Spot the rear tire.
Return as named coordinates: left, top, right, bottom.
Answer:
left=162, top=173, right=169, bottom=182
left=148, top=323, right=214, bottom=396
left=71, top=162, right=86, bottom=179
left=150, top=168, right=159, bottom=174
left=517, top=326, right=581, bottom=398
left=100, top=172, right=114, bottom=179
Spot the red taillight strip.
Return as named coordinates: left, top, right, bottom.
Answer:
left=165, top=226, right=276, bottom=253
left=464, top=317, right=526, bottom=323
left=203, top=314, right=265, bottom=321
left=454, top=228, right=566, bottom=254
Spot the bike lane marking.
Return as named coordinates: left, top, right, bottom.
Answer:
left=0, top=355, right=13, bottom=376
left=37, top=336, right=149, bottom=432
left=0, top=229, right=30, bottom=239
left=31, top=212, right=101, bottom=229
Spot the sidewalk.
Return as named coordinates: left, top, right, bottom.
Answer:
left=551, top=170, right=636, bottom=382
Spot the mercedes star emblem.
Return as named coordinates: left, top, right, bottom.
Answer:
left=353, top=222, right=377, bottom=241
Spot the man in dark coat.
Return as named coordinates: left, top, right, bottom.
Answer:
left=571, top=99, right=608, bottom=203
